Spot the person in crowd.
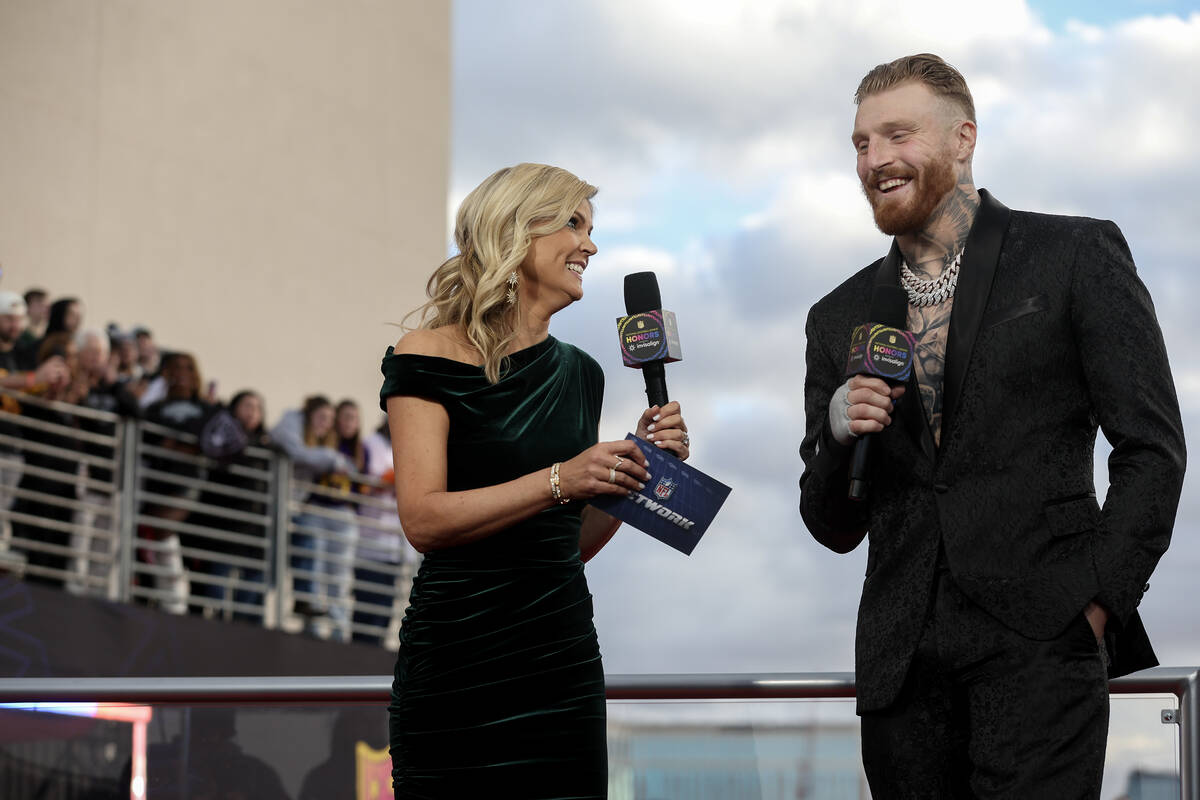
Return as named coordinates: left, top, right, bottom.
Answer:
left=324, top=399, right=366, bottom=638
left=190, top=389, right=273, bottom=623
left=138, top=352, right=212, bottom=613
left=134, top=326, right=170, bottom=409
left=66, top=329, right=138, bottom=597
left=381, top=162, right=689, bottom=795
left=44, top=297, right=84, bottom=340
left=17, top=288, right=47, bottom=339
left=270, top=394, right=356, bottom=640
left=10, top=333, right=81, bottom=585
left=799, top=54, right=1184, bottom=796
left=351, top=417, right=411, bottom=645
left=0, top=292, right=29, bottom=371
left=0, top=291, right=27, bottom=547
left=13, top=287, right=48, bottom=369
left=0, top=293, right=71, bottom=551
left=135, top=326, right=162, bottom=375
left=107, top=324, right=142, bottom=381
left=0, top=294, right=70, bottom=394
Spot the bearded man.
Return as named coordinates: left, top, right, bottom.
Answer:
left=799, top=53, right=1185, bottom=797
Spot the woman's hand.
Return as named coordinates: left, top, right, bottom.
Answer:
left=556, top=439, right=651, bottom=502
left=635, top=401, right=690, bottom=460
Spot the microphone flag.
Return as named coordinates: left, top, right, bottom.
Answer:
left=616, top=310, right=683, bottom=367
left=844, top=322, right=917, bottom=381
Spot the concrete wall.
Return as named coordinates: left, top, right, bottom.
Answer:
left=0, top=0, right=450, bottom=426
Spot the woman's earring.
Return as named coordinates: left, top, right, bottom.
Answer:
left=506, top=272, right=519, bottom=305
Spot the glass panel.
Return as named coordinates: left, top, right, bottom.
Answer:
left=0, top=695, right=1183, bottom=799
left=0, top=703, right=392, bottom=800
left=608, top=695, right=1183, bottom=799
left=1106, top=694, right=1180, bottom=799
left=608, top=699, right=868, bottom=799
left=0, top=705, right=134, bottom=798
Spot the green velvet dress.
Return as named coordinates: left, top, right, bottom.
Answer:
left=379, top=335, right=608, bottom=799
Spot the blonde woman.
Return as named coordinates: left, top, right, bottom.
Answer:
left=382, top=163, right=690, bottom=796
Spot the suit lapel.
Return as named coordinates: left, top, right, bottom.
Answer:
left=873, top=241, right=937, bottom=463
left=940, top=189, right=1011, bottom=446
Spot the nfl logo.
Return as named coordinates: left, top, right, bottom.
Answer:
left=654, top=476, right=677, bottom=500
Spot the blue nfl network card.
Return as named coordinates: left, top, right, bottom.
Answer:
left=587, top=434, right=731, bottom=556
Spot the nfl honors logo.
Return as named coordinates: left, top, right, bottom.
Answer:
left=654, top=476, right=677, bottom=500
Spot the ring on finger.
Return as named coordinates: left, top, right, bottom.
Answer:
left=608, top=467, right=617, bottom=483
left=614, top=455, right=624, bottom=469
left=681, top=433, right=690, bottom=447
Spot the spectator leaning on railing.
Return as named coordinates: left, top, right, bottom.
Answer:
left=66, top=329, right=138, bottom=597
left=352, top=416, right=410, bottom=645
left=329, top=399, right=366, bottom=639
left=10, top=332, right=80, bottom=586
left=0, top=292, right=70, bottom=395
left=270, top=394, right=355, bottom=640
left=0, top=291, right=31, bottom=546
left=190, top=389, right=273, bottom=622
left=138, top=351, right=212, bottom=613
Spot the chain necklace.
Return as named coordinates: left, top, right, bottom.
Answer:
left=900, top=249, right=964, bottom=307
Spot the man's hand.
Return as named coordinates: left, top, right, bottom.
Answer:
left=1084, top=601, right=1108, bottom=641
left=829, top=375, right=906, bottom=446
left=34, top=357, right=71, bottom=391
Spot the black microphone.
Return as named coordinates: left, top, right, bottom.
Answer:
left=845, top=285, right=913, bottom=501
left=619, top=271, right=682, bottom=409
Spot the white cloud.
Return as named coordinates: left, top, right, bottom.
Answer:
left=455, top=0, right=1200, bottom=714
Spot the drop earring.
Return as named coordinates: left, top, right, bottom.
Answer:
left=506, top=271, right=519, bottom=305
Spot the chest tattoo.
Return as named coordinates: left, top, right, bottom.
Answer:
left=908, top=300, right=953, bottom=447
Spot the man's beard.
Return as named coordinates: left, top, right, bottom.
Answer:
left=864, top=149, right=958, bottom=237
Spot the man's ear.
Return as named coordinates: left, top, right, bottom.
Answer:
left=955, top=119, right=977, bottom=162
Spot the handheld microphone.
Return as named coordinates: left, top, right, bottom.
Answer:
left=618, top=271, right=682, bottom=409
left=845, top=285, right=914, bottom=501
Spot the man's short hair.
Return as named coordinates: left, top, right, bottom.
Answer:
left=855, top=53, right=976, bottom=123
left=23, top=288, right=47, bottom=305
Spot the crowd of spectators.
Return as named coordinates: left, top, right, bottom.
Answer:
left=0, top=285, right=407, bottom=645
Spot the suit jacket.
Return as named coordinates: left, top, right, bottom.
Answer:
left=799, top=190, right=1186, bottom=713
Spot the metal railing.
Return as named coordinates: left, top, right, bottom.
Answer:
left=0, top=669, right=1194, bottom=798
left=0, top=388, right=417, bottom=647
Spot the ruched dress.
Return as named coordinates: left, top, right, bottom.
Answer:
left=379, top=335, right=608, bottom=799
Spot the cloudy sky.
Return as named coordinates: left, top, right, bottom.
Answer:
left=451, top=0, right=1199, bottom=777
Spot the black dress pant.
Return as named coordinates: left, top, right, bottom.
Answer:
left=860, top=570, right=1109, bottom=799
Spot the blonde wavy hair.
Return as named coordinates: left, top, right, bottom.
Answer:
left=407, top=163, right=598, bottom=383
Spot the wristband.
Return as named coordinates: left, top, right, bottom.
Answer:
left=829, top=381, right=858, bottom=446
left=549, top=462, right=569, bottom=505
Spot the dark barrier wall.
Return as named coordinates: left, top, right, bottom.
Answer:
left=0, top=577, right=394, bottom=678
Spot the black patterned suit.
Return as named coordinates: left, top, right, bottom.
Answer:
left=799, top=191, right=1185, bottom=796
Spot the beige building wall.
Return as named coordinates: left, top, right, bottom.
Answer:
left=0, top=0, right=450, bottom=427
